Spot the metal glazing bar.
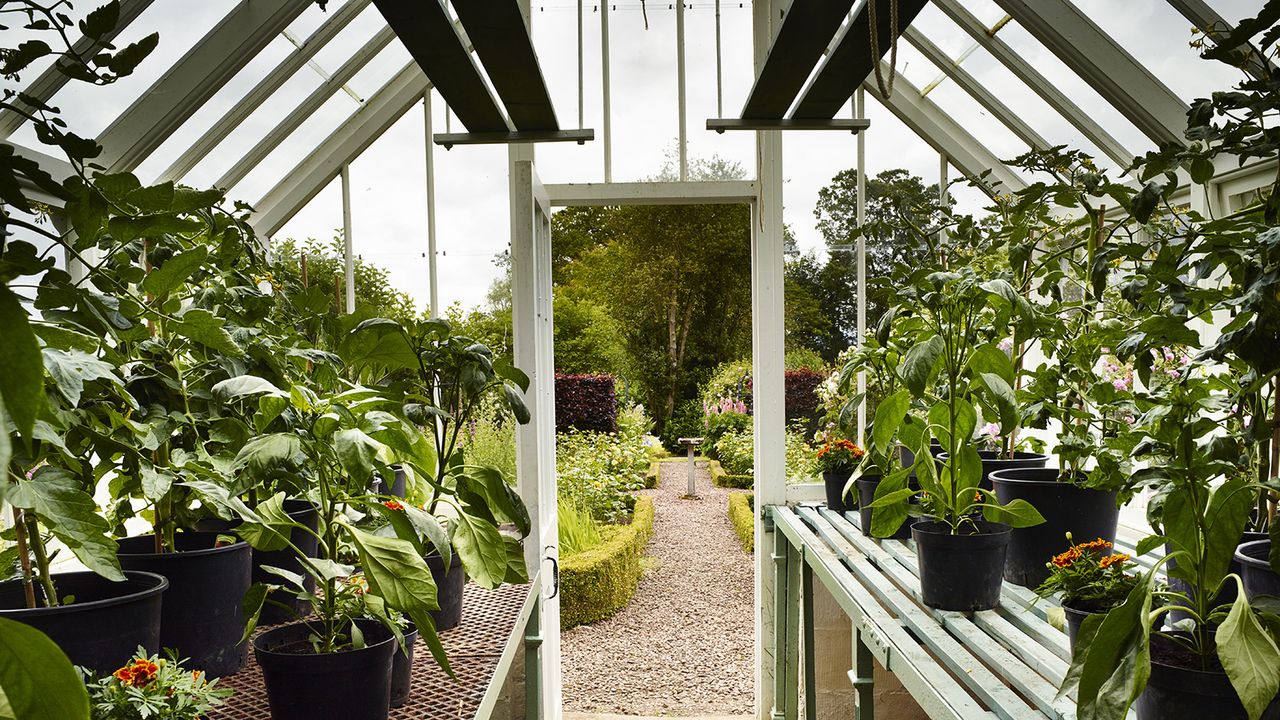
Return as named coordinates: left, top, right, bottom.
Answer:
left=676, top=0, right=688, bottom=181
left=434, top=129, right=594, bottom=148
left=157, top=0, right=374, bottom=182
left=930, top=0, right=1134, bottom=167
left=715, top=0, right=724, bottom=118
left=578, top=0, right=585, bottom=128
left=340, top=164, right=355, bottom=314
left=0, top=0, right=154, bottom=140
left=525, top=594, right=543, bottom=720
left=601, top=0, right=613, bottom=181
left=424, top=93, right=439, bottom=316
left=708, top=118, right=869, bottom=132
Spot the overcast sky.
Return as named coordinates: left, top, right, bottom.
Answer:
left=9, top=0, right=1265, bottom=314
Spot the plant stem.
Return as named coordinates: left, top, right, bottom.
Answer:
left=24, top=514, right=58, bottom=607
left=11, top=507, right=36, bottom=609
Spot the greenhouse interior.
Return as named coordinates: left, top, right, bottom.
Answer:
left=1, top=0, right=1279, bottom=719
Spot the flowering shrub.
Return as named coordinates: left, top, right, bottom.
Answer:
left=83, top=649, right=231, bottom=720
left=557, top=405, right=655, bottom=524
left=705, top=410, right=750, bottom=450
left=555, top=374, right=618, bottom=433
left=1034, top=537, right=1140, bottom=612
left=712, top=424, right=820, bottom=481
left=815, top=439, right=865, bottom=473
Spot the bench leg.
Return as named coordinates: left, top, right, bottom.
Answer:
left=785, top=541, right=802, bottom=720
left=851, top=627, right=875, bottom=720
left=771, top=527, right=790, bottom=720
left=525, top=594, right=542, bottom=720
left=802, top=554, right=816, bottom=720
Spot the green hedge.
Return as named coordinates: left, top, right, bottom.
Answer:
left=560, top=495, right=655, bottom=629
left=715, top=472, right=753, bottom=490
left=644, top=461, right=660, bottom=489
left=728, top=492, right=754, bottom=553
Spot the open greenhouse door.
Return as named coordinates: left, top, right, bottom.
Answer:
left=511, top=158, right=561, bottom=719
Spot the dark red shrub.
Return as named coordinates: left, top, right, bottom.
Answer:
left=784, top=368, right=824, bottom=422
left=555, top=374, right=618, bottom=433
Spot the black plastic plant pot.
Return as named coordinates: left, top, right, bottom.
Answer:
left=912, top=520, right=1011, bottom=611
left=390, top=622, right=419, bottom=708
left=117, top=532, right=251, bottom=677
left=1136, top=635, right=1280, bottom=720
left=822, top=469, right=853, bottom=514
left=194, top=499, right=321, bottom=626
left=254, top=619, right=396, bottom=720
left=855, top=475, right=913, bottom=540
left=427, top=550, right=466, bottom=630
left=1061, top=600, right=1102, bottom=651
left=0, top=570, right=167, bottom=674
left=375, top=465, right=408, bottom=499
left=1236, top=539, right=1280, bottom=601
left=989, top=468, right=1118, bottom=588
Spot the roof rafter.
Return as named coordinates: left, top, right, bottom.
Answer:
left=931, top=0, right=1135, bottom=168
left=1166, top=0, right=1278, bottom=81
left=738, top=0, right=854, bottom=119
left=991, top=0, right=1188, bottom=147
left=94, top=0, right=314, bottom=173
left=157, top=0, right=374, bottom=183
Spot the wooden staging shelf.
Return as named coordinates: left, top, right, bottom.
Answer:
left=211, top=582, right=536, bottom=719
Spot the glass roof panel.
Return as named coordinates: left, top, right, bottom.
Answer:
left=284, top=0, right=357, bottom=42
left=232, top=92, right=355, bottom=202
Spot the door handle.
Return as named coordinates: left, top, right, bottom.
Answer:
left=544, top=546, right=559, bottom=599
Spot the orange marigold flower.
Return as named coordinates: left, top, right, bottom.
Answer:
left=383, top=500, right=404, bottom=511
left=113, top=667, right=135, bottom=684
left=1099, top=553, right=1130, bottom=570
left=1051, top=548, right=1082, bottom=568
left=1076, top=538, right=1113, bottom=553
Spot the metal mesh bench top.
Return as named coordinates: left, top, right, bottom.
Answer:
left=767, top=504, right=1145, bottom=720
left=210, top=581, right=538, bottom=720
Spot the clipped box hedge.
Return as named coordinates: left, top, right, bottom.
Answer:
left=728, top=492, right=754, bottom=553
left=560, top=495, right=655, bottom=629
left=715, top=472, right=753, bottom=490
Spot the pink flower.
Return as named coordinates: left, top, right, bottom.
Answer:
left=998, top=338, right=1014, bottom=353
left=1112, top=377, right=1131, bottom=391
left=981, top=422, right=1001, bottom=438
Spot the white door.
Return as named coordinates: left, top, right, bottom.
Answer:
left=511, top=158, right=560, bottom=719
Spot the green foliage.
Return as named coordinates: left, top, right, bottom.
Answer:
left=558, top=498, right=605, bottom=557
left=713, top=429, right=754, bottom=476
left=559, top=496, right=654, bottom=630
left=556, top=424, right=650, bottom=524
left=1034, top=538, right=1141, bottom=612
left=661, top=399, right=706, bottom=451
left=459, top=413, right=517, bottom=484
left=704, top=411, right=750, bottom=452
left=728, top=491, right=754, bottom=553
left=0, top=617, right=89, bottom=720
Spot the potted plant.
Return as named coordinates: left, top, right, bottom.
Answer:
left=339, top=316, right=533, bottom=630
left=1065, top=373, right=1280, bottom=720
left=194, top=377, right=449, bottom=720
left=1034, top=535, right=1140, bottom=648
left=815, top=437, right=864, bottom=514
left=82, top=648, right=232, bottom=719
left=866, top=267, right=1045, bottom=611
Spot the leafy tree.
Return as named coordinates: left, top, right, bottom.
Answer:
left=268, top=234, right=420, bottom=324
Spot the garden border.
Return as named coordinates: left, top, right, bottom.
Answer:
left=728, top=491, right=754, bottom=553
left=559, top=495, right=655, bottom=629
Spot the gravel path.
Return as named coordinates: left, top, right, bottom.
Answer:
left=561, top=459, right=755, bottom=716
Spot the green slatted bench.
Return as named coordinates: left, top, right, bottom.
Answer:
left=766, top=504, right=1145, bottom=720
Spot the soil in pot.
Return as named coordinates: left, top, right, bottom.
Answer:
left=855, top=475, right=916, bottom=540
left=989, top=467, right=1118, bottom=588
left=0, top=571, right=167, bottom=674
left=1168, top=531, right=1268, bottom=625
left=254, top=619, right=396, bottom=720
left=194, top=499, right=321, bottom=626
left=823, top=469, right=853, bottom=514
left=427, top=550, right=465, bottom=630
left=912, top=520, right=1012, bottom=611
left=117, top=532, right=251, bottom=677
left=1236, top=539, right=1280, bottom=601
left=1136, top=634, right=1280, bottom=720
left=390, top=622, right=419, bottom=708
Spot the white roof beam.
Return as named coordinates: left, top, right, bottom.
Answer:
left=931, top=0, right=1135, bottom=168
left=0, top=0, right=155, bottom=140
left=903, top=28, right=1050, bottom=153
left=1166, top=0, right=1278, bottom=81
left=991, top=0, right=1188, bottom=147
left=214, top=26, right=397, bottom=192
left=94, top=0, right=314, bottom=173
left=156, top=0, right=373, bottom=183
left=866, top=66, right=1026, bottom=195
left=251, top=62, right=431, bottom=238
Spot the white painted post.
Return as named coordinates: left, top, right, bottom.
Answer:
left=600, top=0, right=612, bottom=182
left=753, top=3, right=787, bottom=718
left=676, top=0, right=688, bottom=181
left=423, top=93, right=439, bottom=316
left=340, top=164, right=355, bottom=314
left=855, top=89, right=867, bottom=445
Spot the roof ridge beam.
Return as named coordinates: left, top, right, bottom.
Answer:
left=931, top=0, right=1135, bottom=168
left=156, top=0, right=374, bottom=183
left=991, top=0, right=1188, bottom=147
left=0, top=0, right=155, bottom=141
left=738, top=0, right=855, bottom=119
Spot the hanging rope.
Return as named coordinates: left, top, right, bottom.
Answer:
left=867, top=0, right=900, bottom=99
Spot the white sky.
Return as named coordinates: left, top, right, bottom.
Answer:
left=8, top=0, right=1265, bottom=314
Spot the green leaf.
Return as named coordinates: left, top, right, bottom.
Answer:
left=870, top=389, right=911, bottom=456
left=212, top=375, right=283, bottom=401
left=1130, top=180, right=1164, bottom=224
left=403, top=504, right=451, bottom=566
left=0, top=286, right=45, bottom=440
left=334, top=428, right=382, bottom=485
left=232, top=434, right=304, bottom=476
left=469, top=467, right=531, bottom=536
left=1134, top=534, right=1166, bottom=557
left=981, top=498, right=1045, bottom=528
left=902, top=335, right=944, bottom=397
left=1204, top=478, right=1254, bottom=595
left=42, top=348, right=118, bottom=406
left=343, top=525, right=445, bottom=671
left=171, top=308, right=242, bottom=356
left=1218, top=581, right=1280, bottom=720
left=372, top=502, right=425, bottom=556
left=339, top=320, right=417, bottom=373
left=978, top=372, right=1018, bottom=430
left=0, top=402, right=11, bottom=477
left=503, top=535, right=529, bottom=583
left=1072, top=571, right=1154, bottom=720
left=142, top=245, right=207, bottom=298
left=139, top=464, right=173, bottom=502
left=967, top=342, right=1016, bottom=385
left=239, top=583, right=271, bottom=644
left=451, top=512, right=509, bottom=590
left=2, top=468, right=123, bottom=581
left=503, top=384, right=531, bottom=424
left=0, top=617, right=90, bottom=720
left=236, top=492, right=295, bottom=552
